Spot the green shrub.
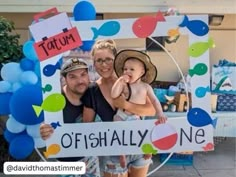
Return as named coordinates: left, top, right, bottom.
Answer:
left=0, top=16, right=23, bottom=64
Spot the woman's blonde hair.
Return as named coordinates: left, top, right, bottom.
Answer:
left=91, top=39, right=117, bottom=57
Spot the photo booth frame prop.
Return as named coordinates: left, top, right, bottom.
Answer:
left=37, top=14, right=214, bottom=158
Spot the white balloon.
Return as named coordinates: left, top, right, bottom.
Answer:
left=33, top=137, right=46, bottom=148
left=20, top=71, right=38, bottom=85
left=1, top=62, right=23, bottom=83
left=26, top=124, right=41, bottom=138
left=6, top=115, right=26, bottom=133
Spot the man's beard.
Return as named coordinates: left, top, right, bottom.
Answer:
left=71, top=84, right=87, bottom=95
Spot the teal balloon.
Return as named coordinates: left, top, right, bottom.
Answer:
left=20, top=71, right=38, bottom=85
left=1, top=62, right=23, bottom=83
left=23, top=40, right=38, bottom=61
left=0, top=80, right=12, bottom=93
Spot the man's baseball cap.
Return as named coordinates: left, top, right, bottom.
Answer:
left=61, top=58, right=88, bottom=76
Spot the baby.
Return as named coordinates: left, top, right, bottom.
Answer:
left=111, top=49, right=167, bottom=168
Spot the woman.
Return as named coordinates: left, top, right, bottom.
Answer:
left=81, top=39, right=156, bottom=177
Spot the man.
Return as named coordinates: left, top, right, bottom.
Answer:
left=40, top=57, right=100, bottom=177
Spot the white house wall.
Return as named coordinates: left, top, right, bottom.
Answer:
left=0, top=1, right=235, bottom=81
left=0, top=0, right=235, bottom=14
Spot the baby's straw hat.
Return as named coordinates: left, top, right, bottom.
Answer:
left=114, top=49, right=157, bottom=84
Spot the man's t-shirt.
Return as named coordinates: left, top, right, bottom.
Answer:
left=57, top=92, right=84, bottom=162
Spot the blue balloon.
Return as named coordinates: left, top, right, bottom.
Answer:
left=9, top=134, right=34, bottom=160
left=80, top=40, right=95, bottom=51
left=4, top=129, right=27, bottom=143
left=20, top=71, right=38, bottom=85
left=23, top=40, right=38, bottom=61
left=0, top=80, right=12, bottom=93
left=73, top=1, right=96, bottom=21
left=1, top=62, right=23, bottom=83
left=6, top=115, right=26, bottom=133
left=26, top=124, right=41, bottom=138
left=0, top=92, right=12, bottom=115
left=9, top=85, right=44, bottom=125
left=20, top=58, right=35, bottom=71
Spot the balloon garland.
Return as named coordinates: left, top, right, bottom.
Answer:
left=0, top=0, right=98, bottom=161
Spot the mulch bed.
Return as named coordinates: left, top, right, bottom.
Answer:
left=0, top=135, right=41, bottom=172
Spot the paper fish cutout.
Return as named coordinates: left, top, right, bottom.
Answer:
left=189, top=63, right=208, bottom=77
left=43, top=60, right=61, bottom=77
left=168, top=28, right=180, bottom=37
left=50, top=121, right=62, bottom=129
left=187, top=107, right=217, bottom=128
left=188, top=38, right=215, bottom=57
left=179, top=15, right=209, bottom=36
left=132, top=11, right=165, bottom=38
left=195, top=86, right=210, bottom=98
left=42, top=84, right=52, bottom=93
left=141, top=143, right=157, bottom=155
left=202, top=142, right=214, bottom=151
left=91, top=21, right=120, bottom=40
left=43, top=144, right=61, bottom=158
left=32, top=93, right=66, bottom=117
left=165, top=28, right=180, bottom=44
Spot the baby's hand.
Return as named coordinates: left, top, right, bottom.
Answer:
left=157, top=113, right=167, bottom=124
left=121, top=74, right=130, bottom=83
